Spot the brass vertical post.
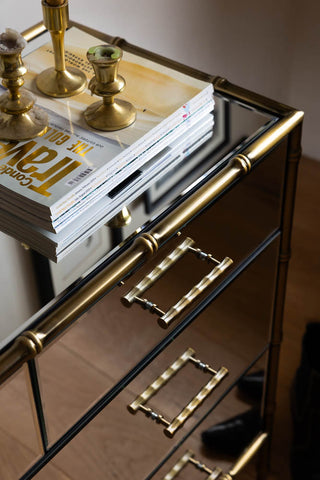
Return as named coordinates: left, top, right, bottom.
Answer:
left=258, top=122, right=303, bottom=480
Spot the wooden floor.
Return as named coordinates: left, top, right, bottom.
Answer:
left=268, top=156, right=320, bottom=479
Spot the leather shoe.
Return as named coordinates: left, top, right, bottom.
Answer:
left=238, top=370, right=264, bottom=402
left=201, top=407, right=261, bottom=456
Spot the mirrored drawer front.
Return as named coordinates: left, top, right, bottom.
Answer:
left=124, top=137, right=286, bottom=268
left=121, top=140, right=286, bottom=330
left=32, top=239, right=278, bottom=466
left=0, top=368, right=42, bottom=479
left=182, top=138, right=286, bottom=277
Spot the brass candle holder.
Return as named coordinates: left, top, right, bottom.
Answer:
left=36, top=0, right=86, bottom=97
left=0, top=29, right=48, bottom=141
left=84, top=45, right=136, bottom=131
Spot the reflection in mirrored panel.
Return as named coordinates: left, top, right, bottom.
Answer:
left=0, top=367, right=42, bottom=478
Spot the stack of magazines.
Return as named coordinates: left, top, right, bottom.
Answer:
left=0, top=28, right=214, bottom=262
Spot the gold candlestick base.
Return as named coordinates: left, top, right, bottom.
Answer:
left=0, top=105, right=48, bottom=141
left=36, top=66, right=87, bottom=98
left=84, top=99, right=136, bottom=131
left=0, top=29, right=48, bottom=141
left=84, top=45, right=136, bottom=131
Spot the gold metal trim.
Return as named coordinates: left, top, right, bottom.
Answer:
left=22, top=331, right=44, bottom=354
left=127, top=347, right=228, bottom=437
left=258, top=121, right=303, bottom=476
left=21, top=22, right=46, bottom=42
left=229, top=432, right=267, bottom=477
left=135, top=233, right=159, bottom=256
left=219, top=432, right=268, bottom=479
left=107, top=206, right=132, bottom=228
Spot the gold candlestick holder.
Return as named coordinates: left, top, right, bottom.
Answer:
left=0, top=29, right=48, bottom=141
left=36, top=0, right=86, bottom=97
left=84, top=45, right=136, bottom=131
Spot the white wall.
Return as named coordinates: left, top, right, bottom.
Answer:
left=285, top=0, right=320, bottom=161
left=0, top=0, right=318, bottom=157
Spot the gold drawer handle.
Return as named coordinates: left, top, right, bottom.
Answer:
left=122, top=237, right=233, bottom=328
left=162, top=432, right=268, bottom=479
left=127, top=347, right=228, bottom=438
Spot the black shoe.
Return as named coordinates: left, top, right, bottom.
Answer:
left=201, top=407, right=261, bottom=456
left=238, top=370, right=264, bottom=402
left=291, top=322, right=320, bottom=480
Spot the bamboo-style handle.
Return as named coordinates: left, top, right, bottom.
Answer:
left=122, top=238, right=195, bottom=307
left=122, top=237, right=233, bottom=329
left=159, top=256, right=233, bottom=329
left=128, top=348, right=194, bottom=414
left=127, top=348, right=228, bottom=437
left=164, top=366, right=228, bottom=438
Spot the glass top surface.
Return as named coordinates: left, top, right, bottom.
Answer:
left=0, top=76, right=277, bottom=350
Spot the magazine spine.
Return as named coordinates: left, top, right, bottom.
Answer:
left=50, top=85, right=214, bottom=218
left=52, top=102, right=214, bottom=232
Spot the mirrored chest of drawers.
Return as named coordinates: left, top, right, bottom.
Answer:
left=0, top=22, right=303, bottom=480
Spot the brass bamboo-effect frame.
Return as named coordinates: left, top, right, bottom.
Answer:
left=0, top=107, right=302, bottom=384
left=0, top=20, right=304, bottom=480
